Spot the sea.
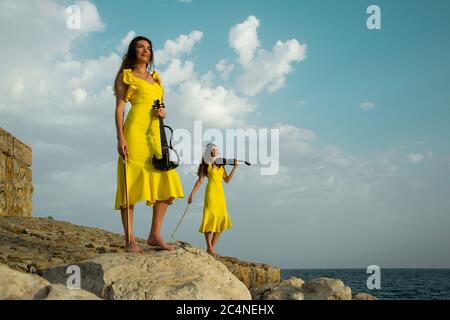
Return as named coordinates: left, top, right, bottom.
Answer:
left=281, top=269, right=450, bottom=300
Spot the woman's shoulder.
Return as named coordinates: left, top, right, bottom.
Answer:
left=120, top=68, right=132, bottom=76
left=120, top=68, right=134, bottom=85
left=151, top=70, right=162, bottom=85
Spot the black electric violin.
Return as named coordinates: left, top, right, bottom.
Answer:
left=214, top=157, right=251, bottom=166
left=151, top=99, right=180, bottom=171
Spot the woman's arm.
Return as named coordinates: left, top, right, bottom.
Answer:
left=223, top=160, right=238, bottom=183
left=188, top=176, right=204, bottom=203
left=115, top=72, right=129, bottom=157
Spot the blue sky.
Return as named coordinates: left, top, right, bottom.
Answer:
left=86, top=0, right=450, bottom=155
left=1, top=0, right=450, bottom=269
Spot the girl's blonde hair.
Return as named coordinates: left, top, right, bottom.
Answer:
left=197, top=143, right=222, bottom=179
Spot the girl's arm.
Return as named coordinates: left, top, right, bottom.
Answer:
left=223, top=159, right=238, bottom=183
left=188, top=176, right=204, bottom=203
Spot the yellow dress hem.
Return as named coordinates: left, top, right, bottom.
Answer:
left=114, top=156, right=184, bottom=211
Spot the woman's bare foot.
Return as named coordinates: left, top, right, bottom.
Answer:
left=147, top=235, right=174, bottom=251
left=124, top=240, right=144, bottom=254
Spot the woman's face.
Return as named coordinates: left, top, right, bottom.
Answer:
left=135, top=40, right=151, bottom=64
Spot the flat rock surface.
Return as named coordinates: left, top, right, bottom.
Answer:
left=42, top=243, right=251, bottom=300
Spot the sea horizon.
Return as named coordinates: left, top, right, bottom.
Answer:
left=281, top=268, right=450, bottom=300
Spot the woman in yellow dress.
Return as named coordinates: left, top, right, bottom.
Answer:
left=188, top=143, right=238, bottom=256
left=113, top=36, right=184, bottom=253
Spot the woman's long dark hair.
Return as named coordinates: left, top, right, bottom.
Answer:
left=113, top=35, right=154, bottom=97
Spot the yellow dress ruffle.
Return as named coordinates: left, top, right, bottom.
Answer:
left=114, top=69, right=184, bottom=210
left=198, top=164, right=233, bottom=233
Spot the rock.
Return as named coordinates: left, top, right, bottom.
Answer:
left=0, top=216, right=135, bottom=274
left=0, top=263, right=49, bottom=299
left=251, top=276, right=305, bottom=300
left=96, top=247, right=106, bottom=254
left=214, top=255, right=280, bottom=289
left=251, top=276, right=356, bottom=300
left=284, top=276, right=305, bottom=288
left=44, top=284, right=101, bottom=300
left=353, top=293, right=378, bottom=300
left=0, top=263, right=100, bottom=300
left=302, top=277, right=352, bottom=300
left=42, top=241, right=251, bottom=300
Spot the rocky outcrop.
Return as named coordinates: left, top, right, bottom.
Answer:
left=0, top=263, right=99, bottom=300
left=0, top=216, right=278, bottom=292
left=251, top=276, right=378, bottom=300
left=213, top=255, right=280, bottom=289
left=352, top=293, right=378, bottom=300
left=0, top=216, right=376, bottom=300
left=1, top=217, right=252, bottom=300
left=301, top=277, right=352, bottom=300
left=42, top=243, right=251, bottom=300
left=0, top=216, right=127, bottom=274
left=251, top=276, right=305, bottom=300
left=0, top=127, right=33, bottom=217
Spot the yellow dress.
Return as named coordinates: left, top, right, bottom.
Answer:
left=114, top=68, right=184, bottom=210
left=198, top=163, right=233, bottom=233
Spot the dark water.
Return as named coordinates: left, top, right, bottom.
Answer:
left=281, top=269, right=450, bottom=300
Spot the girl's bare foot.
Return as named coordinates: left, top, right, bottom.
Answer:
left=207, top=248, right=218, bottom=257
left=124, top=240, right=144, bottom=254
left=147, top=235, right=174, bottom=251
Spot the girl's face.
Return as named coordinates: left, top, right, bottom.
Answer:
left=210, top=146, right=219, bottom=157
left=135, top=40, right=151, bottom=64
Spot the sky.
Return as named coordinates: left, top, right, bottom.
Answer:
left=1, top=0, right=450, bottom=269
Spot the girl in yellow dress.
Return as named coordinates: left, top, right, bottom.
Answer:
left=113, top=36, right=184, bottom=253
left=188, top=143, right=238, bottom=256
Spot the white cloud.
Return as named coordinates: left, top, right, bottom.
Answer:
left=229, top=15, right=261, bottom=67
left=66, top=52, right=122, bottom=91
left=409, top=153, right=424, bottom=163
left=74, top=0, right=105, bottom=32
left=274, top=123, right=316, bottom=156
left=0, top=0, right=104, bottom=70
left=116, top=30, right=136, bottom=53
left=228, top=16, right=306, bottom=96
left=155, top=30, right=203, bottom=65
left=72, top=88, right=87, bottom=104
left=11, top=79, right=25, bottom=98
left=360, top=101, right=375, bottom=110
left=215, top=59, right=235, bottom=80
left=173, top=80, right=255, bottom=128
left=297, top=99, right=307, bottom=107
left=408, top=151, right=433, bottom=163
left=159, top=58, right=195, bottom=87
left=153, top=32, right=253, bottom=129
left=242, top=39, right=306, bottom=96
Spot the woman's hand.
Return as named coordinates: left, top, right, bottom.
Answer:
left=155, top=107, right=166, bottom=118
left=117, top=137, right=128, bottom=159
left=188, top=194, right=193, bottom=204
left=233, top=159, right=238, bottom=167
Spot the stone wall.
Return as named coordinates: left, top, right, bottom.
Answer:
left=0, top=127, right=33, bottom=217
